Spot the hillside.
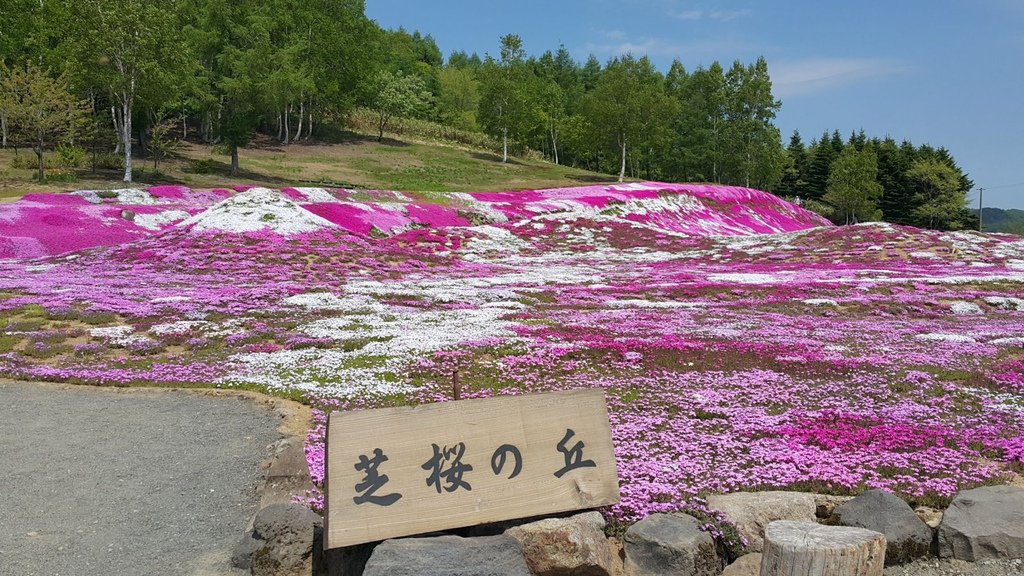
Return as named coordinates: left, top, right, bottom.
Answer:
left=1, top=182, right=1022, bottom=525
left=0, top=134, right=610, bottom=202
left=976, top=207, right=1024, bottom=234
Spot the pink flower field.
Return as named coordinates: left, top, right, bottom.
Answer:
left=2, top=182, right=1022, bottom=534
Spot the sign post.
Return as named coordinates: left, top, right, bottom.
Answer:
left=323, top=388, right=619, bottom=549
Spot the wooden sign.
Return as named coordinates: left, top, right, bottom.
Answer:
left=324, top=389, right=619, bottom=549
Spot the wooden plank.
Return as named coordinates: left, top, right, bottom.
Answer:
left=324, top=389, right=619, bottom=549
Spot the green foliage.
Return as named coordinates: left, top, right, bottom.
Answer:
left=54, top=144, right=85, bottom=168
left=0, top=64, right=88, bottom=180
left=823, top=147, right=883, bottom=224
left=907, top=159, right=968, bottom=230
left=369, top=70, right=432, bottom=142
left=186, top=158, right=217, bottom=174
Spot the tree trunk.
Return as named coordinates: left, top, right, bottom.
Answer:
left=34, top=144, right=44, bottom=181
left=112, top=106, right=123, bottom=154
left=122, top=97, right=133, bottom=182
left=1, top=111, right=7, bottom=148
left=284, top=103, right=290, bottom=145
left=306, top=110, right=313, bottom=140
left=230, top=145, right=239, bottom=176
left=294, top=99, right=304, bottom=142
left=277, top=111, right=283, bottom=140
left=618, top=137, right=627, bottom=183
left=502, top=128, right=508, bottom=163
left=550, top=121, right=558, bottom=165
left=760, top=521, right=884, bottom=576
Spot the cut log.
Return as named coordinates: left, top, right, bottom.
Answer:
left=760, top=521, right=885, bottom=576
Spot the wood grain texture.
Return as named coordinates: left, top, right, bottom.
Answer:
left=760, top=521, right=885, bottom=576
left=325, top=389, right=620, bottom=549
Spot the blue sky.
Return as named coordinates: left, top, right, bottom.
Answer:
left=366, top=0, right=1024, bottom=209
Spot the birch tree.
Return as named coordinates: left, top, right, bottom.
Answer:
left=72, top=0, right=188, bottom=182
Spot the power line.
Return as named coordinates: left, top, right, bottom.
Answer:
left=977, top=181, right=1024, bottom=191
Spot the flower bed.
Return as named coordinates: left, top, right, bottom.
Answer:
left=1, top=183, right=1022, bottom=536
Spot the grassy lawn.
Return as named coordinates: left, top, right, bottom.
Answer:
left=0, top=129, right=614, bottom=201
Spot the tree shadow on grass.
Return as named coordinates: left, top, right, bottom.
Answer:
left=469, top=151, right=525, bottom=166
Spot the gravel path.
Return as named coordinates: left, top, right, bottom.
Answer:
left=0, top=381, right=281, bottom=576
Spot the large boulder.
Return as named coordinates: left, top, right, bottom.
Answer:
left=362, top=534, right=531, bottom=576
left=834, top=490, right=931, bottom=565
left=938, top=485, right=1024, bottom=561
left=249, top=503, right=323, bottom=576
left=505, top=511, right=616, bottom=576
left=706, top=491, right=816, bottom=552
left=721, top=553, right=761, bottom=576
left=623, top=513, right=722, bottom=576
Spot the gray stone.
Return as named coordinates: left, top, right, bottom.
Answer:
left=623, top=513, right=723, bottom=576
left=231, top=532, right=263, bottom=570
left=835, top=490, right=931, bottom=565
left=812, top=494, right=854, bottom=520
left=721, top=553, right=761, bottom=576
left=251, top=503, right=323, bottom=576
left=505, top=511, right=615, bottom=576
left=362, top=534, right=531, bottom=576
left=706, top=491, right=816, bottom=553
left=938, top=485, right=1024, bottom=561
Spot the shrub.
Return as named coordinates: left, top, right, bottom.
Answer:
left=41, top=168, right=78, bottom=183
left=93, top=152, right=125, bottom=170
left=187, top=158, right=217, bottom=174
left=10, top=154, right=37, bottom=169
left=54, top=145, right=86, bottom=168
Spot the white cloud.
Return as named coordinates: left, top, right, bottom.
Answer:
left=669, top=7, right=752, bottom=21
left=770, top=57, right=912, bottom=98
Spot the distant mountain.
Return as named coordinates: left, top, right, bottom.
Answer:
left=974, top=207, right=1024, bottom=234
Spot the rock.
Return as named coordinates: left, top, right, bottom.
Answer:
left=120, top=209, right=135, bottom=221
left=362, top=534, right=530, bottom=576
left=834, top=490, right=931, bottom=566
left=722, top=553, right=761, bottom=576
left=623, top=513, right=723, bottom=576
left=761, top=521, right=885, bottom=576
left=232, top=532, right=263, bottom=570
left=938, top=485, right=1024, bottom=561
left=251, top=503, right=323, bottom=576
left=812, top=494, right=854, bottom=520
left=505, top=511, right=616, bottom=576
left=707, top=491, right=816, bottom=552
left=914, top=506, right=942, bottom=529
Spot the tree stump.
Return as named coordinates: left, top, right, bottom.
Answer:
left=760, top=521, right=886, bottom=576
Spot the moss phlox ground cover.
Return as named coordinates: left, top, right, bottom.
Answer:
left=1, top=182, right=1022, bottom=546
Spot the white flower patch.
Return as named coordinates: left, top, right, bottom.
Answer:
left=223, top=348, right=421, bottom=398
left=452, top=193, right=508, bottom=223
left=706, top=272, right=783, bottom=285
left=984, top=296, right=1024, bottom=311
left=151, top=296, right=190, bottom=303
left=802, top=298, right=839, bottom=306
left=134, top=210, right=191, bottom=231
left=461, top=225, right=530, bottom=255
left=226, top=304, right=521, bottom=398
left=89, top=325, right=151, bottom=346
left=75, top=188, right=165, bottom=205
left=149, top=319, right=244, bottom=337
left=292, top=187, right=337, bottom=203
left=949, top=301, right=984, bottom=315
left=909, top=251, right=940, bottom=259
left=914, top=333, right=976, bottom=343
left=283, top=292, right=388, bottom=313
left=989, top=337, right=1024, bottom=346
left=606, top=299, right=704, bottom=309
left=178, top=187, right=337, bottom=235
left=25, top=264, right=57, bottom=272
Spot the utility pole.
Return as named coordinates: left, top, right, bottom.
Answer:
left=978, top=187, right=984, bottom=232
